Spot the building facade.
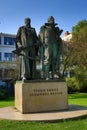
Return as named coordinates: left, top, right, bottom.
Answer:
left=0, top=33, right=16, bottom=62
left=0, top=33, right=17, bottom=80
left=62, top=31, right=72, bottom=42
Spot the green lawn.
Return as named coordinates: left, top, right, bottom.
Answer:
left=0, top=97, right=14, bottom=108
left=0, top=93, right=87, bottom=130
left=68, top=93, right=87, bottom=107
left=0, top=119, right=87, bottom=130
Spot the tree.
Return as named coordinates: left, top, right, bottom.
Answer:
left=72, top=20, right=87, bottom=34
left=0, top=60, right=19, bottom=83
left=64, top=20, right=87, bottom=93
left=71, top=20, right=87, bottom=69
left=62, top=40, right=74, bottom=76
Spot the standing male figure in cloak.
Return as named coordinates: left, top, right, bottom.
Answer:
left=38, top=16, right=63, bottom=80
left=16, top=17, right=39, bottom=80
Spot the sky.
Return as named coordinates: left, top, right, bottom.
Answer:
left=0, top=0, right=87, bottom=37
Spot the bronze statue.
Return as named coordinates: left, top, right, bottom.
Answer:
left=16, top=17, right=40, bottom=80
left=38, top=16, right=63, bottom=80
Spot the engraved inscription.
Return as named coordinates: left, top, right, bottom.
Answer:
left=30, top=88, right=62, bottom=96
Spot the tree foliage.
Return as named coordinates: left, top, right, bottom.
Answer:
left=62, top=41, right=74, bottom=75
left=62, top=20, right=87, bottom=92
left=66, top=66, right=87, bottom=93
left=0, top=60, right=19, bottom=83
left=72, top=20, right=87, bottom=34
left=71, top=20, right=87, bottom=69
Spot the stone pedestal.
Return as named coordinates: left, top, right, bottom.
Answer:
left=15, top=79, right=68, bottom=113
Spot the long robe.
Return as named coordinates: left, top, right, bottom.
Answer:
left=16, top=26, right=38, bottom=79
left=39, top=23, right=63, bottom=78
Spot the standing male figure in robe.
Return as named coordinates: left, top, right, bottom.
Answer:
left=16, top=17, right=39, bottom=80
left=38, top=16, right=63, bottom=80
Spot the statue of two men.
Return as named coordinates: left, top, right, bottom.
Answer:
left=15, top=16, right=63, bottom=80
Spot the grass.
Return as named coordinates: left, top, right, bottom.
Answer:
left=0, top=93, right=87, bottom=130
left=68, top=93, right=87, bottom=107
left=0, top=97, right=14, bottom=108
left=0, top=119, right=87, bottom=130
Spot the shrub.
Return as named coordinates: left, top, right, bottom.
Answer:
left=65, top=77, right=80, bottom=93
left=0, top=87, right=8, bottom=100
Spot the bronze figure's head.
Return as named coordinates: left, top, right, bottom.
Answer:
left=48, top=16, right=55, bottom=24
left=24, top=17, right=31, bottom=27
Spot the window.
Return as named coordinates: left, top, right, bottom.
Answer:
left=4, top=37, right=16, bottom=45
left=0, top=52, right=1, bottom=61
left=4, top=52, right=15, bottom=61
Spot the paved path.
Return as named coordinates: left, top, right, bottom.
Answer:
left=0, top=105, right=87, bottom=122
